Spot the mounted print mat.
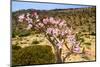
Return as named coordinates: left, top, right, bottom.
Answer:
left=12, top=1, right=96, bottom=66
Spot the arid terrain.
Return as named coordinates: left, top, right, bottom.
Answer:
left=12, top=33, right=96, bottom=62
left=12, top=6, right=96, bottom=65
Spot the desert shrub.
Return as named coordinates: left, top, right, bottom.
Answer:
left=18, top=30, right=31, bottom=37
left=12, top=32, right=17, bottom=38
left=84, top=42, right=91, bottom=46
left=12, top=45, right=56, bottom=66
left=91, top=32, right=96, bottom=35
left=75, top=32, right=84, bottom=42
left=85, top=34, right=90, bottom=38
left=32, top=40, right=39, bottom=44
left=79, top=38, right=85, bottom=43
left=12, top=29, right=31, bottom=37
left=12, top=45, right=22, bottom=56
left=12, top=29, right=19, bottom=38
left=12, top=45, right=21, bottom=50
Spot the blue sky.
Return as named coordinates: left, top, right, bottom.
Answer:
left=12, top=1, right=92, bottom=12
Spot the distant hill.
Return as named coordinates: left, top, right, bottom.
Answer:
left=12, top=6, right=96, bottom=37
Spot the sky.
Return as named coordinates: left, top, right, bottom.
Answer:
left=12, top=1, right=92, bottom=12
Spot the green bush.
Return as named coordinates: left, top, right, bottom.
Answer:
left=32, top=40, right=39, bottom=44
left=18, top=30, right=31, bottom=37
left=12, top=30, right=19, bottom=38
left=84, top=42, right=91, bottom=46
left=12, top=45, right=56, bottom=66
left=12, top=29, right=31, bottom=38
left=12, top=45, right=21, bottom=50
left=91, top=32, right=96, bottom=35
left=12, top=32, right=17, bottom=38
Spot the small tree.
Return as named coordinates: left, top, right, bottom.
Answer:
left=18, top=11, right=81, bottom=63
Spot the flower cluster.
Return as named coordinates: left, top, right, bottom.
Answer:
left=18, top=14, right=25, bottom=22
left=42, top=17, right=65, bottom=26
left=46, top=28, right=59, bottom=36
left=18, top=12, right=81, bottom=53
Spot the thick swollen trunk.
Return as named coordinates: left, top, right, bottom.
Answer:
left=50, top=42, right=62, bottom=63
left=56, top=48, right=62, bottom=63
left=46, top=35, right=62, bottom=63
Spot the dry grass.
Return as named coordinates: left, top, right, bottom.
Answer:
left=12, top=34, right=96, bottom=63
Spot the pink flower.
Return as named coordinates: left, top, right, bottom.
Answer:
left=59, top=20, right=65, bottom=27
left=73, top=45, right=80, bottom=53
left=38, top=23, right=44, bottom=27
left=43, top=17, right=50, bottom=24
left=55, top=19, right=60, bottom=25
left=60, top=30, right=65, bottom=36
left=18, top=19, right=23, bottom=22
left=56, top=43, right=62, bottom=49
left=67, top=34, right=76, bottom=45
left=56, top=40, right=64, bottom=49
left=18, top=14, right=25, bottom=22
left=32, top=12, right=39, bottom=19
left=49, top=17, right=54, bottom=23
left=36, top=19, right=40, bottom=22
left=64, top=30, right=68, bottom=34
left=46, top=28, right=59, bottom=36
left=35, top=15, right=39, bottom=19
left=26, top=24, right=33, bottom=30
left=46, top=28, right=53, bottom=34
left=49, top=17, right=60, bottom=24
left=26, top=18, right=33, bottom=24
left=51, top=20, right=57, bottom=24
left=52, top=28, right=59, bottom=36
left=34, top=12, right=38, bottom=16
left=26, top=13, right=30, bottom=17
left=17, top=12, right=82, bottom=53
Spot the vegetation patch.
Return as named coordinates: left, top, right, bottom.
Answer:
left=12, top=45, right=56, bottom=66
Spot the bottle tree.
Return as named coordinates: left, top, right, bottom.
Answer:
left=18, top=11, right=81, bottom=63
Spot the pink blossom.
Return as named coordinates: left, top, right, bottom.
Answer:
left=38, top=23, right=44, bottom=27
left=59, top=20, right=65, bottom=27
left=36, top=19, right=40, bottom=22
left=49, top=17, right=60, bottom=24
left=46, top=28, right=53, bottom=34
left=56, top=40, right=64, bottom=49
left=43, top=18, right=48, bottom=24
left=18, top=14, right=25, bottom=22
left=72, top=45, right=80, bottom=53
left=60, top=30, right=66, bottom=36
left=67, top=29, right=72, bottom=35
left=52, top=28, right=59, bottom=36
left=43, top=17, right=50, bottom=24
left=17, top=12, right=81, bottom=54
left=67, top=34, right=76, bottom=45
left=26, top=17, right=33, bottom=24
left=49, top=17, right=54, bottom=23
left=51, top=20, right=57, bottom=24
left=26, top=24, right=33, bottom=30
left=64, top=30, right=68, bottom=34
left=26, top=13, right=30, bottom=17
left=56, top=43, right=62, bottom=49
left=55, top=19, right=60, bottom=25
left=32, top=12, right=39, bottom=19
left=35, top=15, right=39, bottom=19
left=34, top=12, right=38, bottom=16
left=46, top=28, right=59, bottom=35
left=18, top=19, right=23, bottom=22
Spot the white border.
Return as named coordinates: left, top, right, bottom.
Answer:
left=22, top=0, right=96, bottom=5
left=0, top=0, right=100, bottom=67
left=0, top=0, right=10, bottom=67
